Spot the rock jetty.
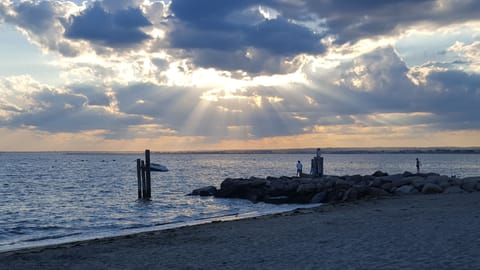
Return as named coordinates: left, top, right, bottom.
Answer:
left=189, top=171, right=480, bottom=204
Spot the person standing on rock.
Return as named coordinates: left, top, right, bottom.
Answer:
left=416, top=158, right=421, bottom=174
left=296, top=161, right=303, bottom=177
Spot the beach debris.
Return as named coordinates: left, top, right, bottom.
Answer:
left=190, top=171, right=480, bottom=205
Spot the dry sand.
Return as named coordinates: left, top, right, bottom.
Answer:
left=1, top=192, right=480, bottom=270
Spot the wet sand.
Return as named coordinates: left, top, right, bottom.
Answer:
left=1, top=192, right=480, bottom=270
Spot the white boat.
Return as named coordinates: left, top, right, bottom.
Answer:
left=150, top=162, right=168, bottom=172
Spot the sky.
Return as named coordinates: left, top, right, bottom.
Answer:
left=0, top=0, right=479, bottom=151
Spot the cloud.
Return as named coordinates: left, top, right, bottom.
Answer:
left=64, top=2, right=152, bottom=48
left=69, top=84, right=111, bottom=106
left=302, top=46, right=480, bottom=131
left=302, top=0, right=480, bottom=44
left=0, top=76, right=144, bottom=134
left=4, top=1, right=56, bottom=34
left=167, top=0, right=326, bottom=74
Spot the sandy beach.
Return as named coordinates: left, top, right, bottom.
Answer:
left=1, top=192, right=480, bottom=270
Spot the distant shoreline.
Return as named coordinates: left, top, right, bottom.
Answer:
left=1, top=147, right=480, bottom=155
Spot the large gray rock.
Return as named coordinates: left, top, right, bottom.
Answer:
left=410, top=176, right=429, bottom=190
left=367, top=187, right=391, bottom=197
left=335, top=179, right=352, bottom=189
left=395, top=185, right=418, bottom=195
left=426, top=175, right=451, bottom=185
left=372, top=171, right=388, bottom=177
left=421, top=183, right=443, bottom=194
left=215, top=177, right=267, bottom=202
left=461, top=181, right=477, bottom=192
left=369, top=178, right=383, bottom=188
left=296, top=183, right=317, bottom=194
left=189, top=186, right=217, bottom=196
left=342, top=187, right=359, bottom=202
left=391, top=177, right=413, bottom=188
left=380, top=174, right=404, bottom=183
left=461, top=177, right=480, bottom=192
left=345, top=175, right=363, bottom=184
left=310, top=192, right=328, bottom=203
left=380, top=182, right=393, bottom=192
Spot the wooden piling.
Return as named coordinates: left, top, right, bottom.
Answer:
left=311, top=157, right=324, bottom=177
left=145, top=149, right=151, bottom=198
left=141, top=160, right=147, bottom=198
left=317, top=157, right=324, bottom=177
left=136, top=159, right=142, bottom=199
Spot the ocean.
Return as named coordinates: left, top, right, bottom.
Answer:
left=1, top=152, right=479, bottom=251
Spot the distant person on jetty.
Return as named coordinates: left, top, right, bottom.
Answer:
left=416, top=158, right=421, bottom=173
left=296, top=161, right=303, bottom=177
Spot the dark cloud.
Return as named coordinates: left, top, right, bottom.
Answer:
left=167, top=0, right=326, bottom=73
left=302, top=0, right=480, bottom=44
left=303, top=47, right=480, bottom=130
left=247, top=18, right=324, bottom=56
left=4, top=1, right=56, bottom=34
left=419, top=70, right=480, bottom=129
left=190, top=49, right=298, bottom=74
left=64, top=3, right=151, bottom=48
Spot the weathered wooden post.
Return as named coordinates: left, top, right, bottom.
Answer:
left=136, top=159, right=142, bottom=199
left=136, top=149, right=154, bottom=199
left=145, top=149, right=151, bottom=198
left=311, top=157, right=324, bottom=177
left=317, top=157, right=324, bottom=177
left=141, top=160, right=147, bottom=198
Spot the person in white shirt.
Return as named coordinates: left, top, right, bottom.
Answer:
left=296, top=160, right=303, bottom=177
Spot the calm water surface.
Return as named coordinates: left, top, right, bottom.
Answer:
left=1, top=152, right=479, bottom=251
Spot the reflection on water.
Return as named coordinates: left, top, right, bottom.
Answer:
left=0, top=152, right=479, bottom=251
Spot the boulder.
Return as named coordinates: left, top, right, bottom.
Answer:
left=380, top=182, right=393, bottom=192
left=461, top=181, right=477, bottom=192
left=216, top=178, right=267, bottom=202
left=266, top=179, right=298, bottom=196
left=380, top=174, right=404, bottom=183
left=310, top=192, right=328, bottom=204
left=367, top=187, right=391, bottom=197
left=296, top=183, right=317, bottom=194
left=335, top=179, right=352, bottom=190
left=342, top=187, right=359, bottom=202
left=410, top=176, right=429, bottom=190
left=372, top=171, right=388, bottom=177
left=426, top=175, right=450, bottom=185
left=421, top=183, right=443, bottom=194
left=345, top=174, right=363, bottom=184
left=189, top=186, right=217, bottom=196
left=391, top=177, right=413, bottom=188
left=395, top=185, right=418, bottom=195
left=461, top=176, right=480, bottom=192
left=369, top=178, right=383, bottom=188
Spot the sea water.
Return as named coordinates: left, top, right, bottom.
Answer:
left=1, top=152, right=479, bottom=251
